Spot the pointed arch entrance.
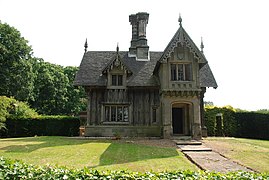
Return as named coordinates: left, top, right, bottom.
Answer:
left=172, top=103, right=192, bottom=135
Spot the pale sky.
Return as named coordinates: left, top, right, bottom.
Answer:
left=1, top=0, right=269, bottom=111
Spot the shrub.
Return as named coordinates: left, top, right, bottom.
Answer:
left=235, top=112, right=269, bottom=140
left=0, top=157, right=268, bottom=179
left=205, top=106, right=236, bottom=137
left=0, top=96, right=39, bottom=136
left=0, top=96, right=38, bottom=121
left=3, top=116, right=80, bottom=137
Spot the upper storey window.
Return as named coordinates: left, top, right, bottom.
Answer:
left=171, top=64, right=192, bottom=81
left=112, top=74, right=123, bottom=86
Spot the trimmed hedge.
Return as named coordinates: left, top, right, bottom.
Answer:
left=0, top=157, right=268, bottom=180
left=2, top=116, right=79, bottom=137
left=205, top=107, right=269, bottom=140
left=235, top=112, right=269, bottom=140
left=205, top=106, right=237, bottom=137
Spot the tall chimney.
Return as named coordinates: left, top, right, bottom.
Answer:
left=129, top=12, right=149, bottom=60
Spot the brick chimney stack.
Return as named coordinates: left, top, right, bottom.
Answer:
left=129, top=12, right=149, bottom=61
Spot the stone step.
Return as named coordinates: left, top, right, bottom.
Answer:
left=178, top=145, right=212, bottom=152
left=172, top=136, right=192, bottom=140
left=175, top=141, right=202, bottom=146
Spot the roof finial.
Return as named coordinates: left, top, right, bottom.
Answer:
left=200, top=37, right=204, bottom=53
left=116, top=42, right=119, bottom=53
left=84, top=38, right=88, bottom=53
left=178, top=13, right=182, bottom=26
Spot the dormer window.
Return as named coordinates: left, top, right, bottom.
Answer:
left=102, top=46, right=132, bottom=88
left=112, top=74, right=123, bottom=86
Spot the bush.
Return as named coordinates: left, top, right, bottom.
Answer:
left=0, top=157, right=268, bottom=179
left=0, top=96, right=38, bottom=122
left=0, top=96, right=38, bottom=135
left=205, top=106, right=237, bottom=137
left=3, top=116, right=80, bottom=137
left=236, top=112, right=269, bottom=140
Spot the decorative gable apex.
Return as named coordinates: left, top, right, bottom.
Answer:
left=159, top=16, right=207, bottom=65
left=102, top=46, right=132, bottom=75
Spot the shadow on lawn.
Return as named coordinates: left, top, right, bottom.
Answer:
left=88, top=141, right=179, bottom=168
left=0, top=137, right=180, bottom=168
left=0, top=136, right=105, bottom=153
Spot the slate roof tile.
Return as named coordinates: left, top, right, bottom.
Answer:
left=74, top=51, right=217, bottom=88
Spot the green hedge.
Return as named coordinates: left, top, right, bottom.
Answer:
left=235, top=112, right=269, bottom=140
left=0, top=157, right=268, bottom=180
left=205, top=107, right=269, bottom=140
left=2, top=116, right=79, bottom=137
left=205, top=106, right=237, bottom=137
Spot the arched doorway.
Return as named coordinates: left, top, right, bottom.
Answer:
left=172, top=103, right=191, bottom=135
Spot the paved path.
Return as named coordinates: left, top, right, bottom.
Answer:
left=175, top=140, right=253, bottom=173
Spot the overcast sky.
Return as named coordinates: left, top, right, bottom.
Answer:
left=1, top=0, right=269, bottom=110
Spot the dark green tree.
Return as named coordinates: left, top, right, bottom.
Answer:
left=0, top=21, right=34, bottom=101
left=63, top=66, right=86, bottom=115
left=30, top=59, right=68, bottom=115
left=256, top=109, right=269, bottom=114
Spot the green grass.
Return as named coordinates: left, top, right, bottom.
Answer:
left=0, top=136, right=197, bottom=172
left=204, top=137, right=269, bottom=172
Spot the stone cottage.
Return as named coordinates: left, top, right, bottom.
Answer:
left=74, top=12, right=217, bottom=139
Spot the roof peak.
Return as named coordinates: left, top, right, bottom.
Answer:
left=200, top=37, right=204, bottom=53
left=178, top=13, right=182, bottom=26
left=84, top=38, right=88, bottom=53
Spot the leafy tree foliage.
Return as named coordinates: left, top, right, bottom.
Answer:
left=1, top=21, right=86, bottom=115
left=0, top=21, right=34, bottom=101
left=256, top=109, right=269, bottom=114
left=63, top=66, right=86, bottom=115
left=30, top=58, right=68, bottom=115
left=0, top=96, right=38, bottom=132
left=29, top=59, right=86, bottom=115
left=204, top=101, right=214, bottom=107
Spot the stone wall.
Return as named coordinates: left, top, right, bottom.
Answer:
left=84, top=125, right=162, bottom=137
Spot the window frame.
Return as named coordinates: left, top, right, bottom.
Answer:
left=170, top=63, right=192, bottom=81
left=111, top=74, right=123, bottom=86
left=104, top=105, right=129, bottom=123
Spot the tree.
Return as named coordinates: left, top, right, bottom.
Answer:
left=256, top=109, right=269, bottom=114
left=1, top=21, right=86, bottom=115
left=204, top=101, right=214, bottom=107
left=0, top=22, right=34, bottom=101
left=63, top=66, right=86, bottom=115
left=30, top=59, right=68, bottom=115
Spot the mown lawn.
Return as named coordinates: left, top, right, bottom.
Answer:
left=203, top=137, right=269, bottom=172
left=0, top=136, right=197, bottom=172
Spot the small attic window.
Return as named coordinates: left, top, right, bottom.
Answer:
left=112, top=75, right=123, bottom=86
left=171, top=63, right=192, bottom=81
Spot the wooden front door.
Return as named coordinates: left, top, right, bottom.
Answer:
left=172, top=107, right=184, bottom=134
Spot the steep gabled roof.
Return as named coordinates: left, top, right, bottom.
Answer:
left=101, top=47, right=132, bottom=75
left=199, top=63, right=218, bottom=88
left=74, top=50, right=217, bottom=88
left=159, top=24, right=207, bottom=64
left=74, top=51, right=162, bottom=87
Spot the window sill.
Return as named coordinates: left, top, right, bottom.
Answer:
left=102, top=121, right=129, bottom=125
left=171, top=80, right=193, bottom=83
left=107, top=86, right=126, bottom=89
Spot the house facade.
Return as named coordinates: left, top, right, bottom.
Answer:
left=74, top=12, right=217, bottom=139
